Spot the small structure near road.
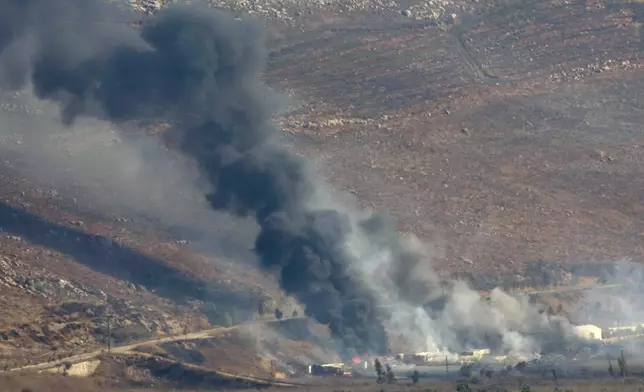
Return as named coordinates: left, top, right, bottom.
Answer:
left=308, top=363, right=346, bottom=376
left=457, top=348, right=491, bottom=363
left=402, top=351, right=445, bottom=365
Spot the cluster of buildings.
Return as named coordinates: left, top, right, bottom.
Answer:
left=305, top=322, right=644, bottom=378
left=394, top=349, right=491, bottom=365
left=572, top=323, right=644, bottom=342
left=307, top=348, right=496, bottom=377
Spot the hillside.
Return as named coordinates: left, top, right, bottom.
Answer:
left=0, top=165, right=294, bottom=366
left=0, top=0, right=643, bottom=378
left=0, top=108, right=297, bottom=366
left=265, top=0, right=644, bottom=280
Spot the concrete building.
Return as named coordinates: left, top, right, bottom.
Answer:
left=606, top=325, right=639, bottom=333
left=404, top=351, right=444, bottom=364
left=602, top=323, right=644, bottom=340
left=308, top=363, right=345, bottom=376
left=572, top=324, right=603, bottom=341
left=457, top=348, right=491, bottom=363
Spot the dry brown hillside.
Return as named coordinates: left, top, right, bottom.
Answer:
left=0, top=166, right=295, bottom=366
left=0, top=0, right=643, bottom=375
left=266, top=0, right=644, bottom=279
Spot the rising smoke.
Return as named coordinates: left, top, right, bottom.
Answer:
left=0, top=0, right=575, bottom=357
left=0, top=0, right=388, bottom=355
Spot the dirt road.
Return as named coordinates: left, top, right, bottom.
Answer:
left=8, top=317, right=305, bottom=373
left=8, top=283, right=628, bottom=373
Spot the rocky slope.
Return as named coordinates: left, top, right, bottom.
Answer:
left=2, top=0, right=644, bottom=369
left=260, top=0, right=644, bottom=278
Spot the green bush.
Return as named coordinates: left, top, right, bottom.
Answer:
left=455, top=380, right=472, bottom=392
left=411, top=369, right=419, bottom=384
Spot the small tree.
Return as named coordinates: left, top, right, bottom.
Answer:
left=617, top=350, right=628, bottom=377
left=258, top=300, right=267, bottom=316
left=385, top=363, right=396, bottom=384
left=546, top=305, right=555, bottom=319
left=411, top=369, right=419, bottom=384
left=221, top=312, right=233, bottom=327
left=608, top=360, right=615, bottom=377
left=274, top=308, right=284, bottom=320
left=456, top=380, right=472, bottom=392
left=374, top=358, right=384, bottom=383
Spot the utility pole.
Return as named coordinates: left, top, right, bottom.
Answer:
left=106, top=313, right=112, bottom=353
left=445, top=355, right=448, bottom=380
left=440, top=284, right=446, bottom=352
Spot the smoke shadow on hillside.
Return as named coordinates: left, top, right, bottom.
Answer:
left=0, top=202, right=249, bottom=307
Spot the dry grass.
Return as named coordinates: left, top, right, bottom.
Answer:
left=2, top=0, right=644, bottom=387
left=6, top=372, right=644, bottom=392
left=133, top=343, right=169, bottom=358
left=0, top=160, right=290, bottom=365
left=264, top=0, right=644, bottom=277
left=0, top=372, right=137, bottom=392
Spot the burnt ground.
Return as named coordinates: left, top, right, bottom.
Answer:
left=0, top=0, right=643, bottom=380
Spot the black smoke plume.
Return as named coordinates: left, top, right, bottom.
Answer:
left=0, top=0, right=388, bottom=354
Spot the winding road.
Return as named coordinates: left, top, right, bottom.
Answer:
left=8, top=282, right=628, bottom=375
left=8, top=317, right=306, bottom=374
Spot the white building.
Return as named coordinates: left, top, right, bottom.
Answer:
left=572, top=324, right=603, bottom=341
left=408, top=351, right=444, bottom=364
left=606, top=325, right=639, bottom=333
left=456, top=348, right=492, bottom=364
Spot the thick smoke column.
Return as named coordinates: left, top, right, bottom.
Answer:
left=0, top=0, right=579, bottom=357
left=0, top=0, right=387, bottom=354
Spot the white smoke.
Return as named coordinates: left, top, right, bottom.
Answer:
left=0, top=8, right=587, bottom=359
left=300, top=172, right=578, bottom=358
left=0, top=86, right=259, bottom=260
left=2, top=84, right=579, bottom=361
